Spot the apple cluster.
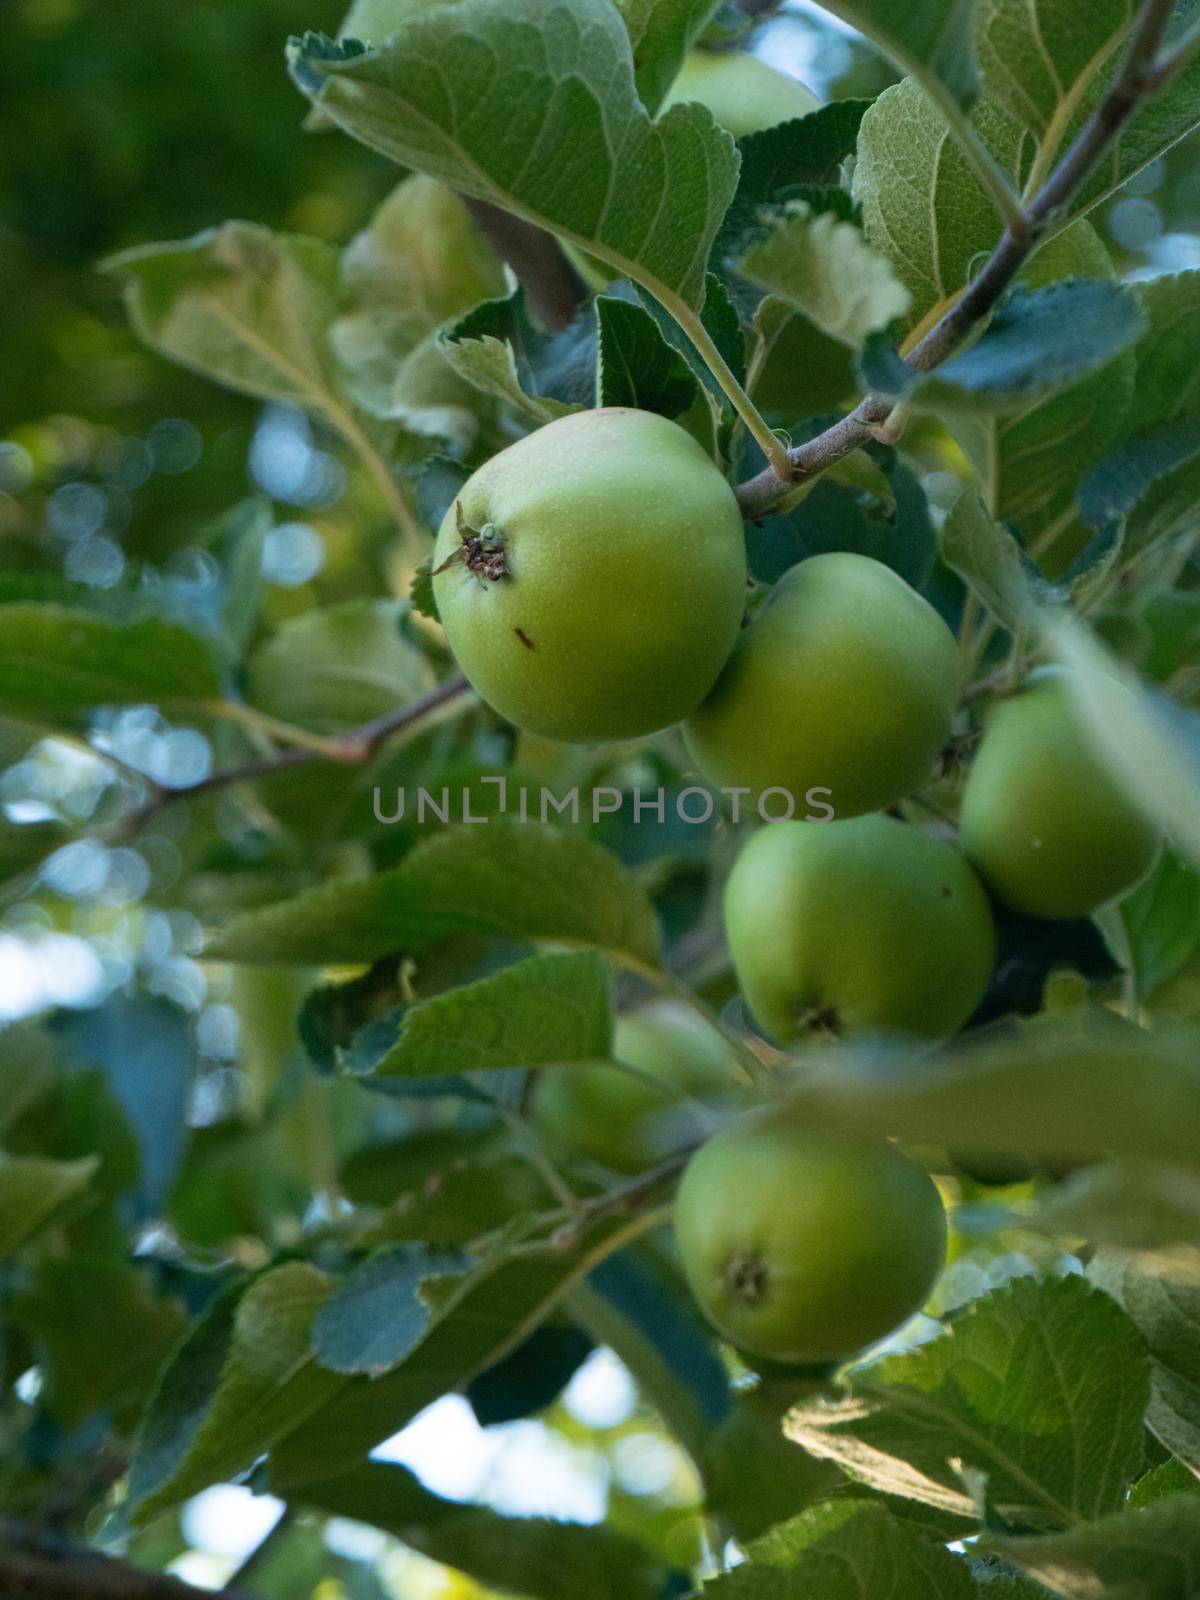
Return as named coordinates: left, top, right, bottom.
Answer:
left=431, top=398, right=1161, bottom=1368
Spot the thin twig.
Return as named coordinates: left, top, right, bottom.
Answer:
left=0, top=1522, right=260, bottom=1600
left=1145, top=13, right=1200, bottom=89
left=547, top=1149, right=694, bottom=1248
left=733, top=0, right=1180, bottom=519
left=495, top=1102, right=579, bottom=1209
left=124, top=672, right=475, bottom=834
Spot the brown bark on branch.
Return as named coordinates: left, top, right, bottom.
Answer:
left=0, top=1523, right=260, bottom=1600
left=733, top=0, right=1181, bottom=519
left=125, top=671, right=475, bottom=835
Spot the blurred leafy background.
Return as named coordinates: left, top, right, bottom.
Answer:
left=3, top=2, right=1200, bottom=1595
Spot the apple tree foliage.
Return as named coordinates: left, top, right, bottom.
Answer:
left=2, top=0, right=1200, bottom=1596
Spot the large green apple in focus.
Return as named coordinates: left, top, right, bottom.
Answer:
left=684, top=553, right=961, bottom=819
left=675, top=1108, right=947, bottom=1364
left=724, top=814, right=996, bottom=1043
left=431, top=408, right=747, bottom=742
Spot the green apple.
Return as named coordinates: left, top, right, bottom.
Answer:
left=532, top=1000, right=733, bottom=1173
left=675, top=1107, right=946, bottom=1363
left=684, top=553, right=961, bottom=820
left=431, top=408, right=747, bottom=742
left=960, top=672, right=1162, bottom=919
left=662, top=50, right=821, bottom=138
left=724, top=813, right=996, bottom=1043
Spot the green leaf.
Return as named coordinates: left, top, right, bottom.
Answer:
left=339, top=173, right=507, bottom=346
left=129, top=1264, right=340, bottom=1521
left=855, top=58, right=1200, bottom=331
left=0, top=1025, right=62, bottom=1138
left=288, top=0, right=739, bottom=313
left=632, top=269, right=747, bottom=411
left=614, top=0, right=721, bottom=113
left=366, top=1154, right=556, bottom=1246
left=52, top=994, right=197, bottom=1220
left=569, top=1250, right=729, bottom=1473
left=713, top=98, right=870, bottom=268
left=268, top=1209, right=662, bottom=1489
left=702, top=1389, right=843, bottom=1545
left=697, top=268, right=746, bottom=381
left=854, top=78, right=1014, bottom=329
left=775, top=1014, right=1200, bottom=1168
left=988, top=1493, right=1200, bottom=1600
left=438, top=338, right=570, bottom=427
left=364, top=950, right=613, bottom=1079
left=106, top=223, right=377, bottom=445
left=208, top=824, right=662, bottom=970
left=1078, top=271, right=1200, bottom=554
left=964, top=1578, right=1055, bottom=1600
left=1044, top=615, right=1200, bottom=871
left=0, top=818, right=68, bottom=890
left=410, top=564, right=441, bottom=623
left=8, top=1068, right=140, bottom=1208
left=786, top=1276, right=1148, bottom=1528
left=127, top=1277, right=245, bottom=1514
left=973, top=0, right=1135, bottom=141
left=332, top=172, right=504, bottom=438
left=137, top=1171, right=681, bottom=1504
left=735, top=200, right=912, bottom=349
left=1092, top=1252, right=1200, bottom=1472
left=206, top=498, right=273, bottom=659
left=1028, top=1162, right=1200, bottom=1271
left=467, top=1320, right=593, bottom=1425
left=1070, top=34, right=1200, bottom=223
left=818, top=0, right=980, bottom=110
left=0, top=1153, right=99, bottom=1259
left=439, top=288, right=591, bottom=425
left=1128, top=271, right=1200, bottom=434
left=299, top=1460, right=676, bottom=1600
left=595, top=294, right=699, bottom=417
left=413, top=452, right=473, bottom=533
left=1129, top=1458, right=1200, bottom=1507
left=12, top=1258, right=185, bottom=1425
left=1077, top=421, right=1200, bottom=541
left=334, top=0, right=445, bottom=47
left=938, top=493, right=1048, bottom=630
left=0, top=573, right=140, bottom=613
left=947, top=221, right=1137, bottom=530
left=705, top=1499, right=975, bottom=1598
left=0, top=604, right=222, bottom=721
left=940, top=489, right=1122, bottom=625
left=862, top=280, right=1144, bottom=417
left=311, top=1245, right=476, bottom=1374
left=1120, top=851, right=1200, bottom=1003
left=749, top=440, right=937, bottom=592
